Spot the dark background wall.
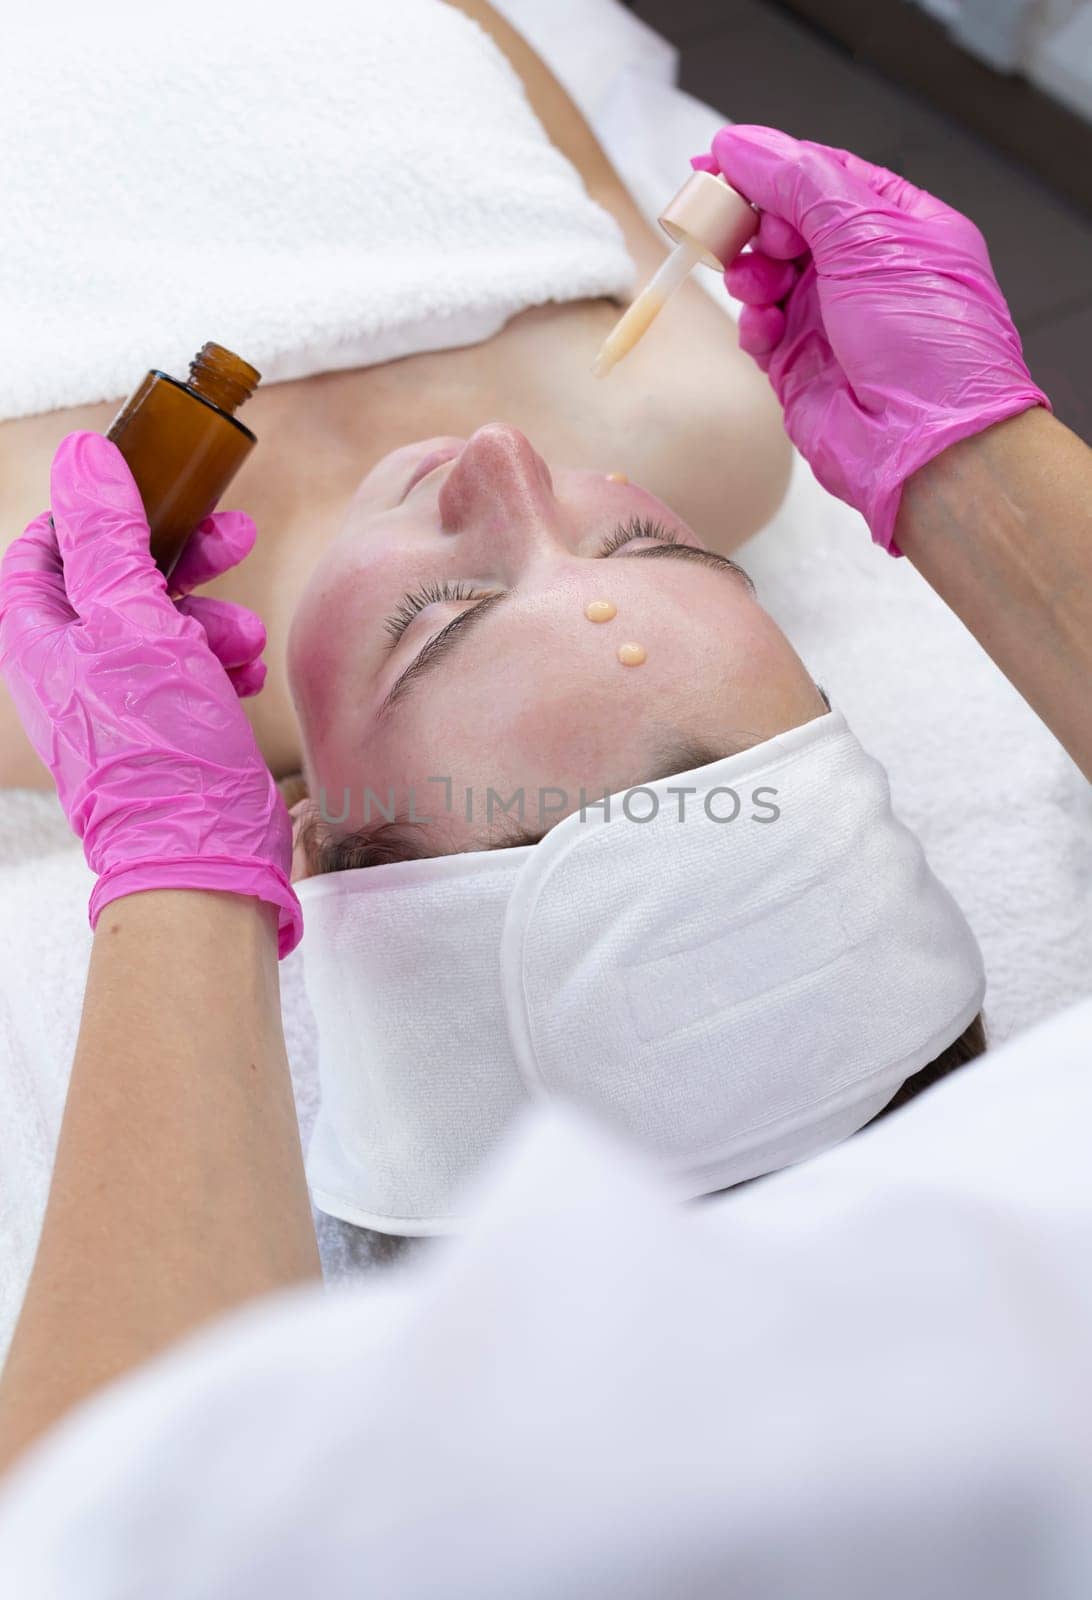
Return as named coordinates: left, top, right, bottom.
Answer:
left=629, top=0, right=1092, bottom=440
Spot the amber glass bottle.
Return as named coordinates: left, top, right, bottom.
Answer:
left=106, top=342, right=261, bottom=581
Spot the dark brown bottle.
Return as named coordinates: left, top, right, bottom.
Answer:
left=106, top=342, right=261, bottom=581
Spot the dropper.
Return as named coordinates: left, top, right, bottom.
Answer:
left=592, top=170, right=758, bottom=379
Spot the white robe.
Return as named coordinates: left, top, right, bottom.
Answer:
left=1, top=996, right=1090, bottom=1598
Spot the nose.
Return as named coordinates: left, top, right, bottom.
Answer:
left=437, top=424, right=557, bottom=563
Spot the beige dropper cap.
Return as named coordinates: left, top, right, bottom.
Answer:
left=592, top=171, right=758, bottom=378
left=658, top=170, right=759, bottom=269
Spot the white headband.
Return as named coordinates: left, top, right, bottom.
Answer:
left=297, top=709, right=985, bottom=1235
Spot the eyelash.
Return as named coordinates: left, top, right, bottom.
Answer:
left=382, top=577, right=487, bottom=644
left=597, top=515, right=677, bottom=555
left=382, top=517, right=678, bottom=643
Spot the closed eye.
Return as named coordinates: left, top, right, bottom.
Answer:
left=597, top=515, right=681, bottom=555
left=383, top=577, right=495, bottom=646
left=600, top=516, right=756, bottom=594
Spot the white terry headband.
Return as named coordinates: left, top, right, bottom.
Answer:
left=297, top=709, right=985, bottom=1235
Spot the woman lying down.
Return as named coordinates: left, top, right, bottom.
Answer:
left=0, top=0, right=988, bottom=1249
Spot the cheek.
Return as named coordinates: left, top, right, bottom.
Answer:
left=286, top=621, right=340, bottom=755
left=286, top=565, right=373, bottom=748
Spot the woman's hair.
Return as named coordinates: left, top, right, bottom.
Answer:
left=869, top=1009, right=987, bottom=1120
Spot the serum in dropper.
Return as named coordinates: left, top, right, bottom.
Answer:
left=593, top=171, right=758, bottom=378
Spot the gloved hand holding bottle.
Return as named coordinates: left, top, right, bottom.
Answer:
left=693, top=126, right=1051, bottom=553
left=0, top=431, right=301, bottom=957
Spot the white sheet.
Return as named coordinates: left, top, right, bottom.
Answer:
left=1, top=0, right=1089, bottom=1364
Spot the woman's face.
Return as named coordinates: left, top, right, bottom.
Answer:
left=286, top=423, right=826, bottom=853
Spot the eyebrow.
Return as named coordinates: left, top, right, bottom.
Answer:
left=375, top=544, right=755, bottom=720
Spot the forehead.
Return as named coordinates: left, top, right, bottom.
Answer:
left=366, top=559, right=775, bottom=779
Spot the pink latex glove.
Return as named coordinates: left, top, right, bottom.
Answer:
left=0, top=431, right=302, bottom=957
left=693, top=126, right=1051, bottom=554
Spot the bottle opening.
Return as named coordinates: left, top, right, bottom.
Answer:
left=187, top=342, right=261, bottom=415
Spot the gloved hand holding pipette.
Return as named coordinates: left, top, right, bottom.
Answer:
left=695, top=126, right=1051, bottom=553
left=596, top=125, right=1051, bottom=555
left=0, top=432, right=301, bottom=956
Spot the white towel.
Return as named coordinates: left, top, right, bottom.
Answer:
left=0, top=0, right=633, bottom=421
left=2, top=0, right=1090, bottom=1362
left=297, top=709, right=986, bottom=1234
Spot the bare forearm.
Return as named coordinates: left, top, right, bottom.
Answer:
left=0, top=890, right=320, bottom=1475
left=896, top=409, right=1092, bottom=780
